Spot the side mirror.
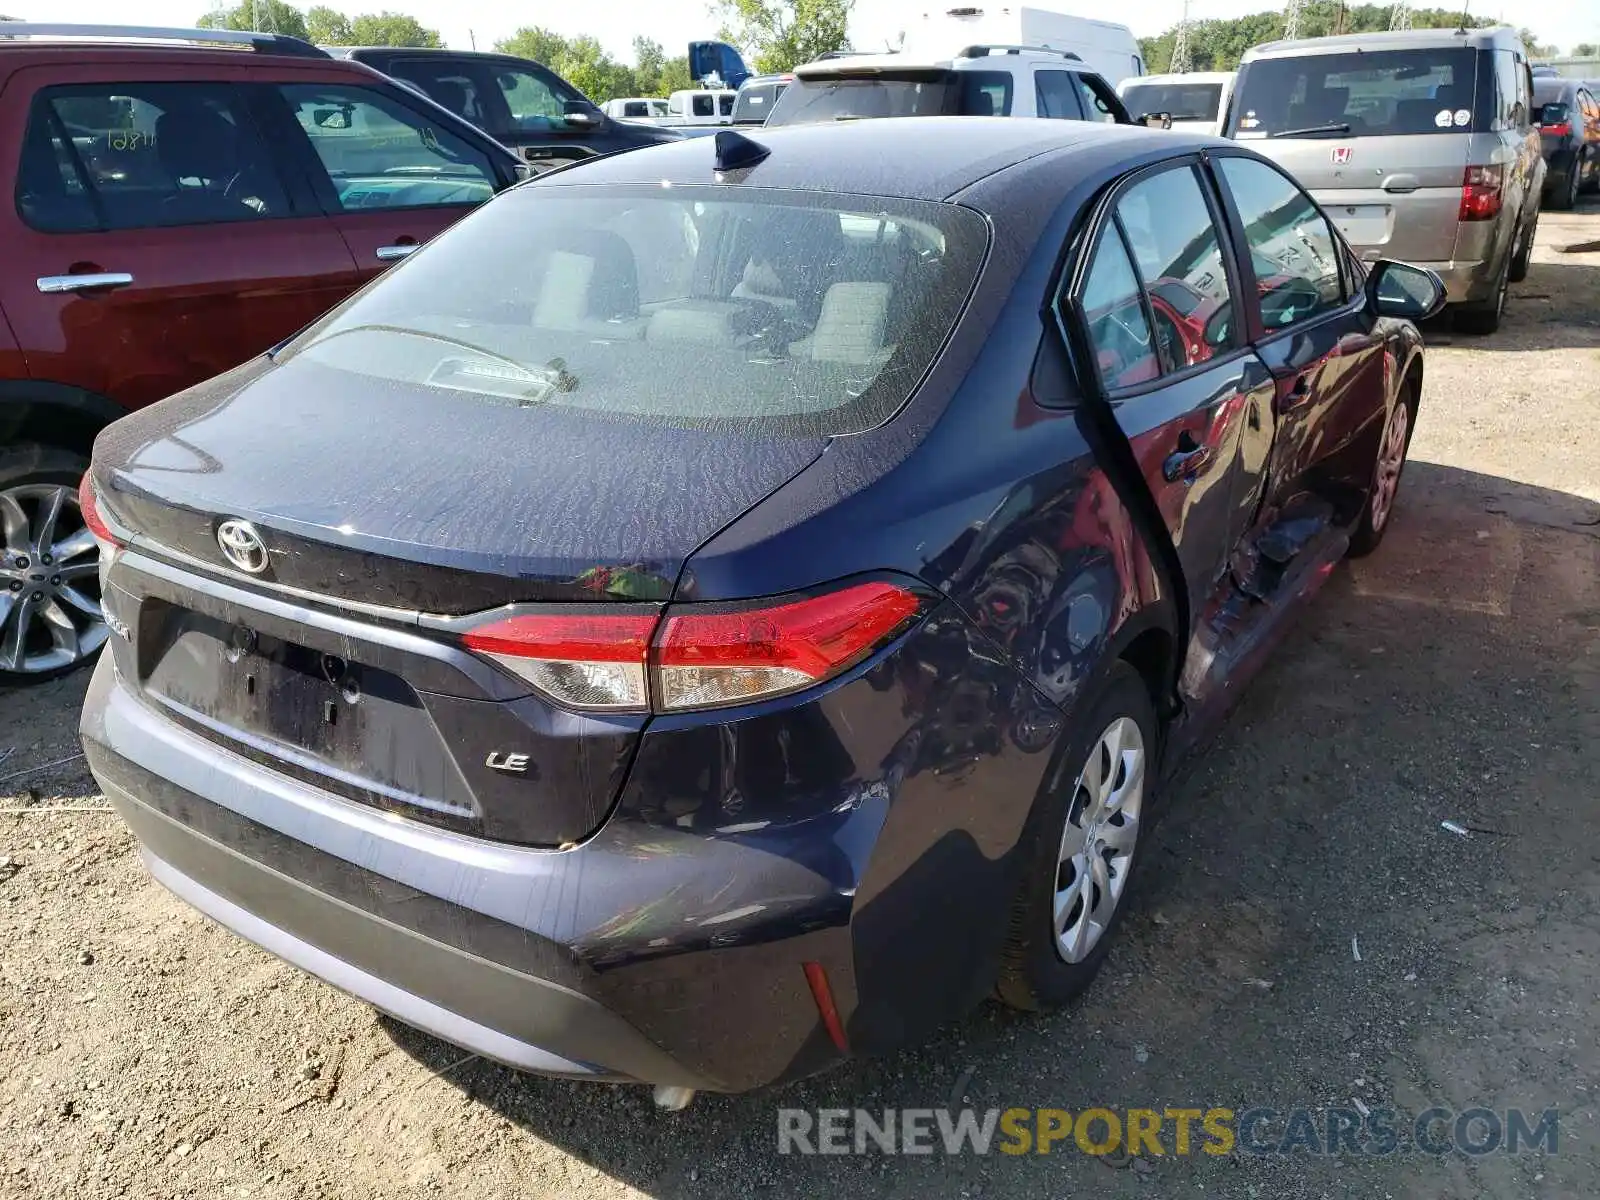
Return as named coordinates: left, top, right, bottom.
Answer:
left=1365, top=260, right=1447, bottom=322
left=563, top=100, right=602, bottom=130
left=1139, top=111, right=1173, bottom=130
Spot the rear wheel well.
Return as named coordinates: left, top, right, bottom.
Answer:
left=0, top=387, right=123, bottom=462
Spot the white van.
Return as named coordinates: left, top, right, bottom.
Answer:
left=661, top=88, right=737, bottom=126
left=1117, top=71, right=1235, bottom=134
left=602, top=97, right=669, bottom=124
left=904, top=5, right=1144, bottom=86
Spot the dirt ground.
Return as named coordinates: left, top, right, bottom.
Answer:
left=2, top=199, right=1598, bottom=1200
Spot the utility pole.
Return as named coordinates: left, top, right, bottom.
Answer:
left=1170, top=0, right=1194, bottom=73
left=1389, top=2, right=1413, bottom=30
left=1283, top=0, right=1306, bottom=40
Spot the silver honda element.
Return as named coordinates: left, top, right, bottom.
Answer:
left=1228, top=26, right=1545, bottom=334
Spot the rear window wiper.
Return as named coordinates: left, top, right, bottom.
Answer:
left=1268, top=122, right=1353, bottom=138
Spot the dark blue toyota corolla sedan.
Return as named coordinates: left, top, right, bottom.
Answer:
left=78, top=118, right=1443, bottom=1105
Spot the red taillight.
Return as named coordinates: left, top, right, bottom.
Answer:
left=1459, top=164, right=1504, bottom=221
left=1540, top=120, right=1572, bottom=136
left=655, top=581, right=922, bottom=711
left=77, top=472, right=123, bottom=553
left=461, top=611, right=655, bottom=711
left=459, top=580, right=924, bottom=713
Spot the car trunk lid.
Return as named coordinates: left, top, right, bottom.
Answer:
left=93, top=356, right=825, bottom=846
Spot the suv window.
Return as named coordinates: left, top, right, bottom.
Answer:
left=1491, top=50, right=1519, bottom=129
left=490, top=65, right=572, bottom=133
left=1115, top=164, right=1237, bottom=371
left=1230, top=48, right=1479, bottom=137
left=18, top=83, right=289, bottom=233
left=692, top=94, right=714, bottom=117
left=280, top=84, right=497, bottom=211
left=1076, top=228, right=1160, bottom=390
left=1216, top=157, right=1345, bottom=331
left=765, top=70, right=1013, bottom=124
left=1036, top=70, right=1083, bottom=119
left=386, top=62, right=494, bottom=129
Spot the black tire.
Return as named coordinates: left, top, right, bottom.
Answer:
left=0, top=443, right=100, bottom=687
left=1452, top=251, right=1509, bottom=335
left=1548, top=165, right=1579, bottom=211
left=996, top=661, right=1158, bottom=1011
left=1583, top=151, right=1600, bottom=195
left=1507, top=211, right=1536, bottom=284
left=1348, top=383, right=1417, bottom=558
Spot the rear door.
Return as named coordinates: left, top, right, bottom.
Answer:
left=0, top=65, right=356, bottom=410
left=263, top=80, right=508, bottom=280
left=1061, top=157, right=1276, bottom=613
left=1228, top=46, right=1479, bottom=264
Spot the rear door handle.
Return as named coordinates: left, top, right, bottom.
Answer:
left=375, top=244, right=419, bottom=261
left=1280, top=373, right=1314, bottom=409
left=36, top=272, right=133, bottom=294
left=1163, top=441, right=1213, bottom=483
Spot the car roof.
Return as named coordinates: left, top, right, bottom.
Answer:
left=1245, top=24, right=1518, bottom=61
left=527, top=116, right=1205, bottom=204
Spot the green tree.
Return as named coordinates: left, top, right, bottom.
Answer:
left=347, top=12, right=441, bottom=47
left=496, top=26, right=574, bottom=69
left=304, top=5, right=352, bottom=43
left=1515, top=28, right=1557, bottom=58
left=1575, top=43, right=1598, bottom=58
left=196, top=0, right=309, bottom=39
left=715, top=0, right=852, bottom=74
left=631, top=37, right=693, bottom=97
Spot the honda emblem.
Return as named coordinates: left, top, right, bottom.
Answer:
left=1331, top=146, right=1352, bottom=165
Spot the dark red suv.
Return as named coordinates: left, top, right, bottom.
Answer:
left=0, top=23, right=524, bottom=682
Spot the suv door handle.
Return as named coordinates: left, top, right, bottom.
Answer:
left=36, top=272, right=133, bottom=294
left=375, top=244, right=419, bottom=261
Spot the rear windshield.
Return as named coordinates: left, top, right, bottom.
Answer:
left=1229, top=48, right=1479, bottom=139
left=733, top=81, right=787, bottom=123
left=1120, top=81, right=1223, bottom=123
left=765, top=71, right=1014, bottom=125
left=276, top=186, right=989, bottom=436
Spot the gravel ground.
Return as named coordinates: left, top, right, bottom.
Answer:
left=2, top=199, right=1597, bottom=1200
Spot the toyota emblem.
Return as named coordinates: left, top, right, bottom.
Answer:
left=216, top=519, right=270, bottom=574
left=1331, top=146, right=1352, bottom=165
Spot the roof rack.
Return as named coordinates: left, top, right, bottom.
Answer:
left=0, top=22, right=330, bottom=58
left=957, top=44, right=1083, bottom=62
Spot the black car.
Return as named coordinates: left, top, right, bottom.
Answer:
left=328, top=46, right=680, bottom=172
left=79, top=119, right=1443, bottom=1106
left=1534, top=76, right=1600, bottom=209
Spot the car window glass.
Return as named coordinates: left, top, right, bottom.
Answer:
left=1120, top=82, right=1223, bottom=123
left=720, top=94, right=736, bottom=117
left=388, top=63, right=492, bottom=128
left=1076, top=228, right=1159, bottom=390
left=15, top=100, right=98, bottom=232
left=1492, top=51, right=1518, bottom=129
left=276, top=187, right=988, bottom=437
left=1513, top=55, right=1530, bottom=124
left=1035, top=70, right=1082, bottom=119
left=1230, top=48, right=1478, bottom=137
left=18, top=83, right=288, bottom=232
left=959, top=71, right=1014, bottom=116
left=1217, top=157, right=1345, bottom=331
left=493, top=67, right=570, bottom=133
left=1073, top=73, right=1120, bottom=123
left=1115, top=165, right=1236, bottom=370
left=280, top=84, right=496, bottom=212
left=693, top=94, right=714, bottom=117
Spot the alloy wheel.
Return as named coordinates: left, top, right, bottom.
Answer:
left=0, top=483, right=107, bottom=676
left=1369, top=401, right=1410, bottom=535
left=1053, top=716, right=1146, bottom=964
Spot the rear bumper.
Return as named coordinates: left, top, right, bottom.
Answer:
left=80, top=653, right=854, bottom=1091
